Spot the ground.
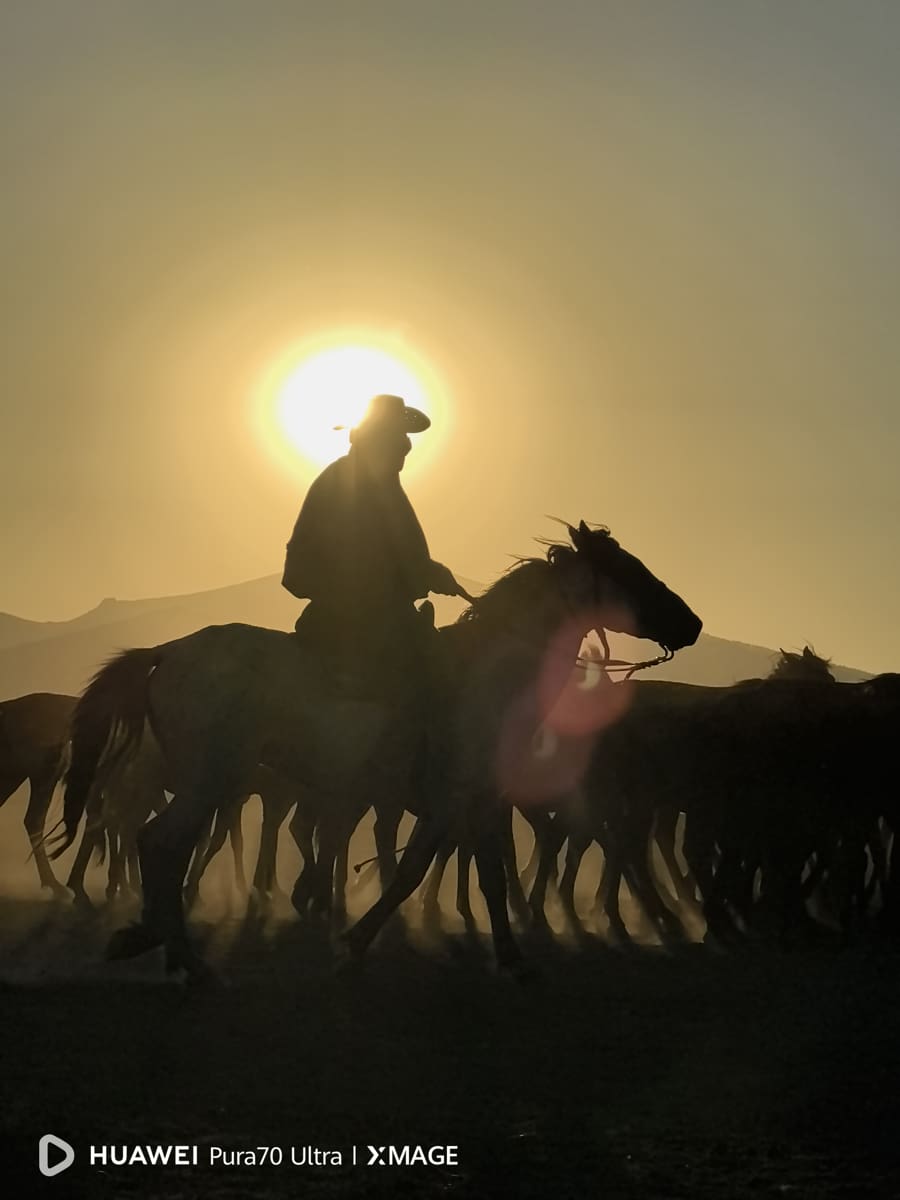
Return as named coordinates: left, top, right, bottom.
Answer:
left=2, top=894, right=900, bottom=1200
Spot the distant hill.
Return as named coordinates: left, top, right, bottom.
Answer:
left=0, top=574, right=870, bottom=699
left=0, top=576, right=477, bottom=699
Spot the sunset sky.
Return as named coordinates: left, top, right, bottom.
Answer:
left=3, top=1, right=899, bottom=672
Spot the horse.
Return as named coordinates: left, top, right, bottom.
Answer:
left=524, top=646, right=839, bottom=943
left=51, top=521, right=702, bottom=979
left=63, top=725, right=168, bottom=908
left=648, top=646, right=840, bottom=932
left=679, top=676, right=877, bottom=942
left=0, top=692, right=77, bottom=895
left=338, top=523, right=701, bottom=972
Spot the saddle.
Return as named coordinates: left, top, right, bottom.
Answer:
left=291, top=599, right=439, bottom=704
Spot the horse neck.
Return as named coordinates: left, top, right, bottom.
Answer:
left=442, top=584, right=585, bottom=696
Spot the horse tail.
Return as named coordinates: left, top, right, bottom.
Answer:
left=50, top=647, right=163, bottom=859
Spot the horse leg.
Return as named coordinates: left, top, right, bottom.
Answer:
left=474, top=824, right=525, bottom=974
left=654, top=808, right=697, bottom=906
left=518, top=808, right=546, bottom=893
left=597, top=828, right=631, bottom=944
left=253, top=791, right=292, bottom=902
left=111, top=796, right=214, bottom=976
left=519, top=841, right=541, bottom=893
left=343, top=814, right=446, bottom=959
left=289, top=801, right=318, bottom=916
left=227, top=798, right=248, bottom=899
left=105, top=827, right=123, bottom=903
left=373, top=802, right=403, bottom=892
left=333, top=827, right=351, bottom=929
left=309, top=812, right=338, bottom=920
left=25, top=772, right=69, bottom=897
left=682, top=810, right=725, bottom=942
left=499, top=806, right=529, bottom=924
left=66, top=813, right=105, bottom=910
left=422, top=839, right=453, bottom=925
left=184, top=807, right=233, bottom=909
left=456, top=840, right=475, bottom=926
left=183, top=816, right=214, bottom=909
left=625, top=817, right=687, bottom=942
left=557, top=826, right=590, bottom=928
left=126, top=835, right=142, bottom=899
left=528, top=811, right=568, bottom=925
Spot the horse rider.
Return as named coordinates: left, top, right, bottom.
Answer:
left=282, top=392, right=465, bottom=701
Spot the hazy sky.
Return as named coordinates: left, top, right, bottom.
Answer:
left=3, top=1, right=900, bottom=672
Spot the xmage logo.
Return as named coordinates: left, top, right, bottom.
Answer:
left=366, top=1145, right=459, bottom=1166
left=39, top=1135, right=75, bottom=1178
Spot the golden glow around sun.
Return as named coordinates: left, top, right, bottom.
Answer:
left=256, top=332, right=447, bottom=477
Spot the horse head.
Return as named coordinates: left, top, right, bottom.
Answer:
left=771, top=645, right=835, bottom=684
left=550, top=519, right=702, bottom=654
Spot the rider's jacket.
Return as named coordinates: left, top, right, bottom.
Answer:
left=282, top=450, right=434, bottom=616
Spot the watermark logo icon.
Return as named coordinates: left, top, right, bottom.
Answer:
left=39, top=1135, right=75, bottom=1177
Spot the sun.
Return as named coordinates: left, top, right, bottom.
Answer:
left=259, top=336, right=443, bottom=473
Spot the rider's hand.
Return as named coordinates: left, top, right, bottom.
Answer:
left=429, top=561, right=463, bottom=597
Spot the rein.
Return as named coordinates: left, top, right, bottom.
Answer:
left=454, top=587, right=675, bottom=683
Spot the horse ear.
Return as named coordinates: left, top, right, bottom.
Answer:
left=803, top=646, right=813, bottom=658
left=779, top=647, right=786, bottom=656
left=579, top=519, right=591, bottom=537
left=567, top=523, right=585, bottom=551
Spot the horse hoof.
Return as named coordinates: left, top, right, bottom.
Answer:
left=72, top=891, right=97, bottom=914
left=107, top=924, right=163, bottom=961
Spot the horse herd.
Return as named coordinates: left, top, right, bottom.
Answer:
left=2, top=523, right=898, bottom=980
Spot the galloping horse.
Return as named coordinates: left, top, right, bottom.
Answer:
left=0, top=692, right=77, bottom=895
left=526, top=646, right=839, bottom=942
left=52, top=522, right=701, bottom=979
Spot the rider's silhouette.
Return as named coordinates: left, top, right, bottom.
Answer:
left=282, top=393, right=462, bottom=695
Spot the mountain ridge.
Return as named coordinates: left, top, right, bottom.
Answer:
left=0, top=574, right=871, bottom=699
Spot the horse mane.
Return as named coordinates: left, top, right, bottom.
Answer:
left=454, top=523, right=621, bottom=630
left=770, top=644, right=834, bottom=682
left=454, top=556, right=550, bottom=627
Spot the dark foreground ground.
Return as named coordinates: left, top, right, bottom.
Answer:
left=2, top=897, right=900, bottom=1200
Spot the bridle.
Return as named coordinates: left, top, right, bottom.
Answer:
left=582, top=626, right=675, bottom=681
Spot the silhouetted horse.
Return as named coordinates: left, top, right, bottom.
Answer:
left=52, top=522, right=701, bottom=980
left=526, top=647, right=838, bottom=943
left=64, top=726, right=168, bottom=908
left=679, top=673, right=874, bottom=942
left=0, top=692, right=76, bottom=895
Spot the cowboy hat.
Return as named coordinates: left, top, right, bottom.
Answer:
left=335, top=393, right=431, bottom=434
